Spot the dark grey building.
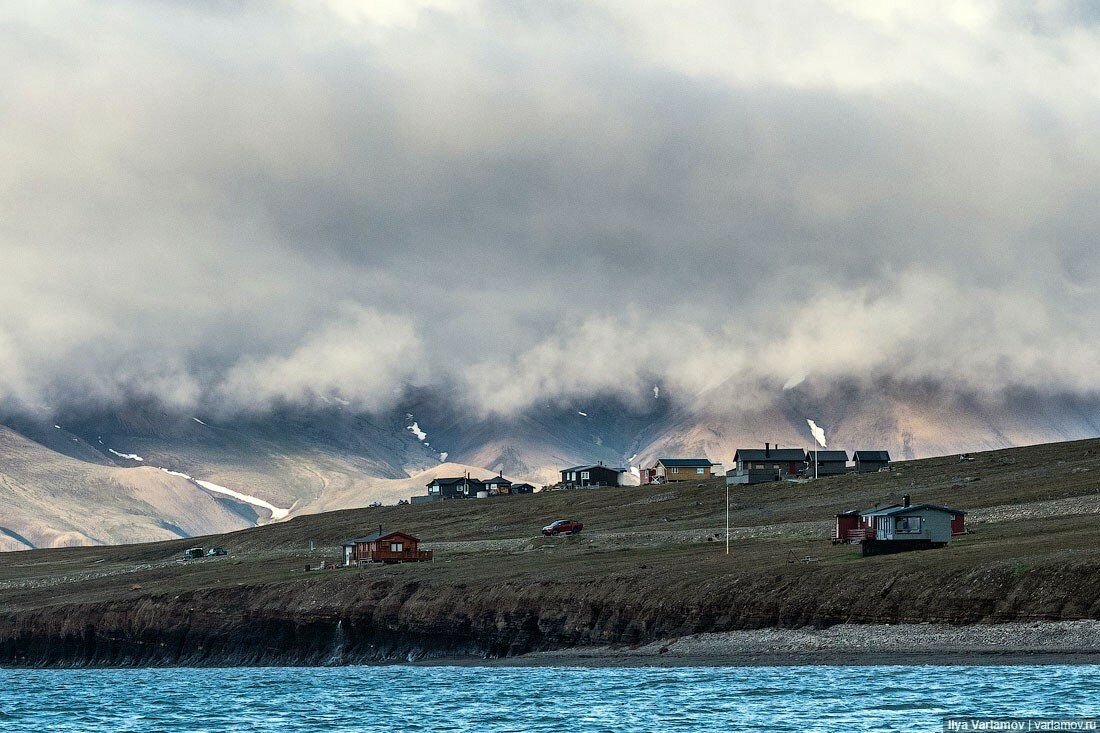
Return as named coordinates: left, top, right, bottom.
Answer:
left=426, top=476, right=485, bottom=499
left=853, top=451, right=891, bottom=473
left=806, top=450, right=849, bottom=476
left=560, top=464, right=622, bottom=487
left=482, top=474, right=512, bottom=495
left=726, top=444, right=807, bottom=484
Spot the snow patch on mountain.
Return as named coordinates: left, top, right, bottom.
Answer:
left=159, top=468, right=290, bottom=521
left=108, top=449, right=144, bottom=462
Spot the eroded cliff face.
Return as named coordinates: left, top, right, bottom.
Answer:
left=3, top=554, right=1098, bottom=667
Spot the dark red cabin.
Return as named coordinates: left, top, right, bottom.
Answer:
left=342, top=530, right=432, bottom=565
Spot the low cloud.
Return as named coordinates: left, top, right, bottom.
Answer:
left=2, top=1, right=1100, bottom=419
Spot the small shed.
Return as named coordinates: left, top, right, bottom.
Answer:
left=806, top=450, right=849, bottom=476
left=853, top=450, right=891, bottom=473
left=650, top=458, right=718, bottom=483
left=510, top=482, right=536, bottom=494
left=342, top=530, right=432, bottom=565
left=834, top=509, right=863, bottom=542
left=560, top=464, right=622, bottom=488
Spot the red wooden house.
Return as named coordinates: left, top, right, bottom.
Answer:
left=342, top=530, right=432, bottom=566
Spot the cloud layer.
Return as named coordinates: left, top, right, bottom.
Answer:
left=3, top=1, right=1100, bottom=417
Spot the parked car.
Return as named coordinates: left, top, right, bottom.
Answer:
left=206, top=547, right=228, bottom=557
left=182, top=547, right=204, bottom=560
left=542, top=519, right=583, bottom=536
left=369, top=501, right=382, bottom=508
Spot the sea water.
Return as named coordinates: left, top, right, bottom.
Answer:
left=0, top=664, right=1096, bottom=732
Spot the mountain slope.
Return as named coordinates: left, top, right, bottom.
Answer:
left=0, top=426, right=253, bottom=550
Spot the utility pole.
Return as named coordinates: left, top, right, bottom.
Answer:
left=725, top=480, right=730, bottom=555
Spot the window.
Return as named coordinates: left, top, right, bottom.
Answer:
left=567, top=472, right=575, bottom=481
left=696, top=467, right=705, bottom=474
left=429, top=484, right=439, bottom=493
left=895, top=516, right=922, bottom=534
left=581, top=471, right=590, bottom=480
left=390, top=542, right=404, bottom=552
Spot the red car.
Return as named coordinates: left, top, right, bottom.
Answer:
left=542, top=519, right=583, bottom=536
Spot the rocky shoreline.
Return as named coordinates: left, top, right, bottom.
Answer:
left=486, top=620, right=1100, bottom=667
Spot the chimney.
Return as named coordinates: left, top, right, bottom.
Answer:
left=903, top=494, right=911, bottom=507
left=765, top=442, right=770, bottom=457
left=378, top=523, right=383, bottom=536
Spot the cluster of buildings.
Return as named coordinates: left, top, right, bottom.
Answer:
left=411, top=472, right=536, bottom=503
left=633, top=446, right=890, bottom=486
left=725, top=444, right=891, bottom=484
left=404, top=445, right=893, bottom=502
left=552, top=447, right=892, bottom=488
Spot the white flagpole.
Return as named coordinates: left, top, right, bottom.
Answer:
left=725, top=480, right=729, bottom=555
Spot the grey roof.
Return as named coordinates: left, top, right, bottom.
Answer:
left=562, top=464, right=625, bottom=473
left=426, top=476, right=484, bottom=487
left=862, top=504, right=965, bottom=517
left=655, top=458, right=716, bottom=467
left=808, top=450, right=848, bottom=462
left=733, top=448, right=808, bottom=462
left=854, top=451, right=891, bottom=462
left=483, top=475, right=512, bottom=485
left=344, top=529, right=419, bottom=545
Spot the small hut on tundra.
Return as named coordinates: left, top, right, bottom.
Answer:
left=853, top=450, right=891, bottom=473
left=806, top=450, right=849, bottom=476
left=834, top=495, right=967, bottom=556
left=342, top=530, right=433, bottom=566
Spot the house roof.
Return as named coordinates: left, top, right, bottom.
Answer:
left=511, top=482, right=535, bottom=488
left=344, top=530, right=419, bottom=545
left=484, top=475, right=512, bottom=485
left=862, top=504, right=965, bottom=517
left=562, top=464, right=624, bottom=473
left=854, top=450, right=891, bottom=462
left=808, top=450, right=848, bottom=462
left=426, top=476, right=485, bottom=487
left=733, top=448, right=808, bottom=462
left=655, top=458, right=716, bottom=467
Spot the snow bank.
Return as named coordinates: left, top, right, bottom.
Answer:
left=108, top=449, right=145, bottom=462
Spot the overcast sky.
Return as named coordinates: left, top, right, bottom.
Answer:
left=3, top=0, right=1100, bottom=417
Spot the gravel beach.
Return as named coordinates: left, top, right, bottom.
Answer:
left=477, top=621, right=1100, bottom=667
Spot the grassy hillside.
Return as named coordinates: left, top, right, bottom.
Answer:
left=1, top=439, right=1099, bottom=665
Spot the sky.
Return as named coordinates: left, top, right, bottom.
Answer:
left=3, top=0, right=1100, bottom=418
